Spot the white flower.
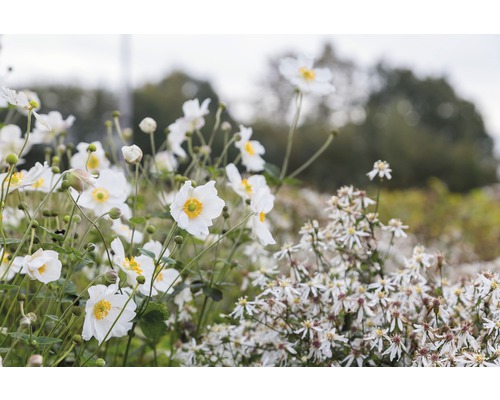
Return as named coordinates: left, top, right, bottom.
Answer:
left=382, top=334, right=407, bottom=362
left=170, top=180, right=225, bottom=238
left=150, top=150, right=178, bottom=175
left=234, top=125, right=265, bottom=172
left=250, top=187, right=276, bottom=246
left=0, top=87, right=49, bottom=127
left=82, top=283, right=136, bottom=345
left=110, top=238, right=156, bottom=296
left=340, top=225, right=370, bottom=249
left=0, top=250, right=24, bottom=281
left=229, top=296, right=256, bottom=320
left=0, top=124, right=32, bottom=162
left=111, top=220, right=144, bottom=244
left=70, top=141, right=110, bottom=172
left=78, top=168, right=131, bottom=218
left=142, top=240, right=180, bottom=294
left=279, top=55, right=334, bottom=95
left=182, top=98, right=210, bottom=131
left=22, top=249, right=62, bottom=284
left=367, top=160, right=392, bottom=181
left=139, top=117, right=157, bottom=134
left=66, top=168, right=96, bottom=193
left=121, top=144, right=143, bottom=165
left=30, top=111, right=75, bottom=144
left=385, top=218, right=409, bottom=238
left=225, top=163, right=267, bottom=201
left=22, top=167, right=61, bottom=193
left=0, top=162, right=49, bottom=194
left=167, top=118, right=189, bottom=158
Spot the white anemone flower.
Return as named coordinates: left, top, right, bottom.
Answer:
left=142, top=240, right=180, bottom=294
left=30, top=111, right=75, bottom=144
left=23, top=167, right=61, bottom=193
left=225, top=163, right=267, bottom=201
left=0, top=87, right=49, bottom=127
left=0, top=124, right=33, bottom=162
left=0, top=250, right=24, bottom=281
left=367, top=160, right=392, bottom=181
left=250, top=186, right=276, bottom=246
left=279, top=55, right=334, bottom=95
left=22, top=249, right=62, bottom=284
left=0, top=162, right=49, bottom=194
left=70, top=141, right=110, bottom=172
left=82, top=283, right=136, bottom=345
left=167, top=118, right=189, bottom=158
left=150, top=150, right=178, bottom=175
left=182, top=98, right=211, bottom=131
left=111, top=220, right=144, bottom=244
left=110, top=238, right=156, bottom=296
left=234, top=125, right=265, bottom=172
left=121, top=144, right=143, bottom=165
left=170, top=180, right=225, bottom=238
left=78, top=168, right=131, bottom=218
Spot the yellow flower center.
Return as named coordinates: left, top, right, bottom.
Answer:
left=10, top=172, right=24, bottom=187
left=87, top=154, right=100, bottom=170
left=123, top=257, right=143, bottom=275
left=475, top=354, right=485, bottom=364
left=1, top=252, right=10, bottom=265
left=244, top=141, right=255, bottom=156
left=241, top=179, right=252, bottom=194
left=93, top=299, right=112, bottom=320
left=91, top=188, right=110, bottom=203
left=492, top=281, right=498, bottom=289
left=38, top=264, right=46, bottom=274
left=183, top=198, right=203, bottom=219
left=155, top=272, right=164, bottom=282
left=32, top=178, right=45, bottom=189
left=348, top=227, right=356, bottom=235
left=299, top=67, right=316, bottom=81
left=259, top=212, right=266, bottom=223
left=238, top=298, right=248, bottom=306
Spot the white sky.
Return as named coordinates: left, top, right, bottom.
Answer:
left=2, top=34, right=500, bottom=154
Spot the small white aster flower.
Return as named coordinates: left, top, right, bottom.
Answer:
left=82, top=283, right=136, bottom=345
left=367, top=160, right=392, bottom=181
left=279, top=55, right=334, bottom=95
left=234, top=125, right=265, bottom=172
left=22, top=249, right=62, bottom=284
left=170, top=180, right=225, bottom=238
left=385, top=218, right=409, bottom=238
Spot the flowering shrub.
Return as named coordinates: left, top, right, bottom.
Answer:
left=0, top=56, right=497, bottom=367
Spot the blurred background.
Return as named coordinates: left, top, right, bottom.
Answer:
left=1, top=34, right=500, bottom=261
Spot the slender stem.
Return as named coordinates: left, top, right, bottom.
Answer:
left=279, top=91, right=303, bottom=183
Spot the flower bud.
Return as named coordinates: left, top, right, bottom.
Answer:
left=136, top=275, right=146, bottom=285
left=18, top=202, right=28, bottom=211
left=174, top=235, right=183, bottom=245
left=109, top=207, right=122, bottom=220
left=20, top=316, right=31, bottom=330
left=139, top=117, right=157, bottom=134
left=61, top=180, right=71, bottom=190
left=72, top=334, right=83, bottom=345
left=221, top=121, right=232, bottom=132
left=96, top=358, right=106, bottom=367
left=122, top=144, right=143, bottom=165
left=105, top=269, right=118, bottom=284
left=123, top=128, right=133, bottom=141
left=5, top=153, right=18, bottom=165
left=31, top=220, right=39, bottom=229
left=72, top=215, right=82, bottom=224
left=67, top=169, right=96, bottom=193
left=112, top=110, right=121, bottom=118
left=27, top=355, right=43, bottom=367
left=51, top=166, right=60, bottom=174
left=87, top=143, right=97, bottom=153
left=17, top=293, right=26, bottom=303
left=63, top=215, right=71, bottom=223
left=146, top=225, right=156, bottom=234
left=26, top=312, right=37, bottom=324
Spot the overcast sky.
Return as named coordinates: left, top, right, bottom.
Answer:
left=1, top=34, right=499, bottom=153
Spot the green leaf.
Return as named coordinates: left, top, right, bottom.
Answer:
left=0, top=284, right=19, bottom=291
left=160, top=256, right=176, bottom=265
left=264, top=162, right=281, bottom=179
left=138, top=248, right=156, bottom=259
left=129, top=217, right=146, bottom=225
left=140, top=302, right=169, bottom=340
left=1, top=238, right=22, bottom=246
left=203, top=287, right=223, bottom=302
left=34, top=336, right=63, bottom=346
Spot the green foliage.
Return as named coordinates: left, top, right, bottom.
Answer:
left=139, top=302, right=169, bottom=340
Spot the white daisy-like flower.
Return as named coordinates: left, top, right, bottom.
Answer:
left=0, top=162, right=49, bottom=194
left=167, top=118, right=189, bottom=158
left=279, top=55, right=334, bottom=95
left=0, top=87, right=49, bottom=127
left=367, top=160, right=392, bottom=181
left=142, top=240, right=180, bottom=294
left=22, top=249, right=62, bottom=284
left=150, top=150, right=178, bottom=175
left=82, top=283, right=136, bottom=345
left=78, top=168, right=131, bottom=218
left=250, top=186, right=276, bottom=246
left=182, top=98, right=210, bottom=131
left=22, top=167, right=61, bottom=193
left=170, top=180, right=225, bottom=238
left=234, top=125, right=265, bottom=172
left=384, top=218, right=409, bottom=238
left=111, top=220, right=144, bottom=244
left=0, top=250, right=24, bottom=281
left=225, top=163, right=267, bottom=201
left=70, top=141, right=110, bottom=172
left=0, top=124, right=33, bottom=162
left=30, top=111, right=75, bottom=144
left=110, top=238, right=156, bottom=296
